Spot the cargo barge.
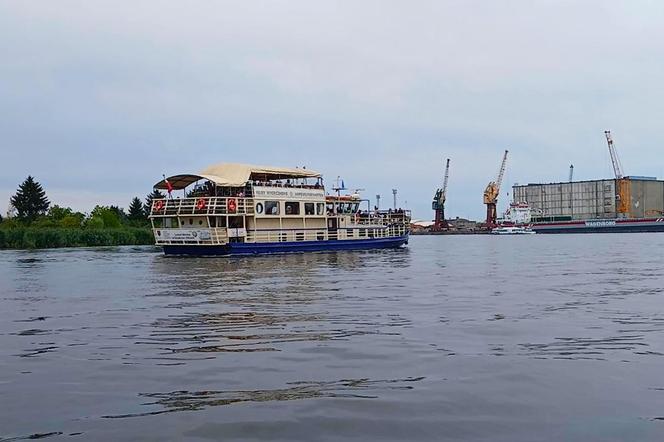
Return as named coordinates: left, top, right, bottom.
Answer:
left=509, top=176, right=664, bottom=234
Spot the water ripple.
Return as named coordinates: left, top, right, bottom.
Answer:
left=102, top=377, right=425, bottom=419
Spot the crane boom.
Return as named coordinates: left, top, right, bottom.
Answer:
left=441, top=158, right=450, bottom=202
left=604, top=130, right=624, bottom=179
left=495, top=149, right=509, bottom=193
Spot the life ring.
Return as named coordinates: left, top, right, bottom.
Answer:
left=196, top=198, right=207, bottom=210
left=154, top=200, right=165, bottom=211
left=227, top=198, right=237, bottom=213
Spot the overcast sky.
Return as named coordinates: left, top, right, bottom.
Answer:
left=2, top=0, right=664, bottom=220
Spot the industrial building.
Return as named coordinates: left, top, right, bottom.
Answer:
left=512, top=177, right=664, bottom=222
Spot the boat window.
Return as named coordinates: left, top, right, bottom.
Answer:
left=304, top=203, right=315, bottom=215
left=265, top=201, right=280, bottom=215
left=316, top=203, right=325, bottom=215
left=352, top=203, right=359, bottom=213
left=327, top=203, right=335, bottom=215
left=285, top=202, right=300, bottom=215
left=229, top=216, right=244, bottom=228
left=255, top=202, right=264, bottom=214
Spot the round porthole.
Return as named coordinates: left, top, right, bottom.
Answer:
left=199, top=220, right=203, bottom=225
left=256, top=202, right=264, bottom=214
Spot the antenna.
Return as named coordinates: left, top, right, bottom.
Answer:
left=392, top=189, right=397, bottom=209
left=569, top=164, right=574, bottom=182
left=375, top=194, right=381, bottom=210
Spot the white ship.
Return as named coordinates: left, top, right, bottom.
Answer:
left=149, top=163, right=410, bottom=255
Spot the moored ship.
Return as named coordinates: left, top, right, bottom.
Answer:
left=507, top=177, right=664, bottom=234
left=149, top=163, right=410, bottom=255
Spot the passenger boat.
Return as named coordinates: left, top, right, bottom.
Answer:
left=149, top=163, right=410, bottom=255
left=491, top=226, right=536, bottom=235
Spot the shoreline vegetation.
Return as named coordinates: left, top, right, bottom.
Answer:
left=0, top=227, right=154, bottom=250
left=1, top=176, right=161, bottom=250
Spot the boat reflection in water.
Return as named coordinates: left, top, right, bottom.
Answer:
left=144, top=248, right=411, bottom=354
left=101, top=247, right=418, bottom=418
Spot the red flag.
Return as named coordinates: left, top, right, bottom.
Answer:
left=163, top=175, right=174, bottom=195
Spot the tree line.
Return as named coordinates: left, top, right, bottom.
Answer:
left=2, top=176, right=164, bottom=228
left=1, top=176, right=162, bottom=249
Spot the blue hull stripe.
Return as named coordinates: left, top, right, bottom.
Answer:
left=163, top=235, right=409, bottom=256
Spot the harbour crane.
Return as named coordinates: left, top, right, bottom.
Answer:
left=432, top=158, right=450, bottom=230
left=483, top=150, right=508, bottom=226
left=604, top=130, right=630, bottom=215
left=569, top=164, right=574, bottom=182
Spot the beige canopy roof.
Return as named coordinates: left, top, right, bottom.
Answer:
left=153, top=163, right=321, bottom=190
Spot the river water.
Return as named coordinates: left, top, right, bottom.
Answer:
left=1, top=234, right=664, bottom=441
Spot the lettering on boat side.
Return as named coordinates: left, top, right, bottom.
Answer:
left=253, top=186, right=324, bottom=201
left=158, top=229, right=212, bottom=241
left=584, top=220, right=616, bottom=227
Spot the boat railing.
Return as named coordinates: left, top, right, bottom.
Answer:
left=246, top=224, right=408, bottom=243
left=249, top=181, right=322, bottom=190
left=355, top=211, right=411, bottom=226
left=150, top=197, right=254, bottom=217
